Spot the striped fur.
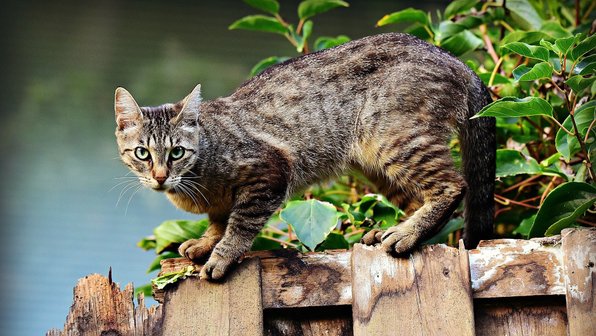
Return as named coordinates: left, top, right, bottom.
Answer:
left=115, top=33, right=495, bottom=280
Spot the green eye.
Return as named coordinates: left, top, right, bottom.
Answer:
left=134, top=147, right=151, bottom=161
left=170, top=146, right=185, bottom=160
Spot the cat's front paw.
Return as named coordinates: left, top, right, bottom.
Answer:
left=361, top=229, right=385, bottom=245
left=380, top=224, right=419, bottom=254
left=178, top=238, right=216, bottom=263
left=199, top=253, right=235, bottom=281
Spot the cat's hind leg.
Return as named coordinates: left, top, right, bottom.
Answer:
left=364, top=146, right=466, bottom=254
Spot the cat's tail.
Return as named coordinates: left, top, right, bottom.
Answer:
left=459, top=76, right=496, bottom=248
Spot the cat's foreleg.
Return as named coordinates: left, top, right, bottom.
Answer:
left=178, top=219, right=226, bottom=263
left=199, top=178, right=288, bottom=281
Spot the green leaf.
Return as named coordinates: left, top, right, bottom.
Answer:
left=501, top=31, right=553, bottom=45
left=540, top=22, right=572, bottom=39
left=298, top=0, right=349, bottom=20
left=154, top=219, right=209, bottom=254
left=474, top=96, right=553, bottom=118
left=147, top=251, right=179, bottom=273
left=137, top=236, right=157, bottom=251
left=444, top=0, right=478, bottom=19
left=317, top=232, right=349, bottom=251
left=513, top=62, right=553, bottom=81
left=376, top=8, right=429, bottom=27
left=529, top=182, right=596, bottom=237
left=506, top=0, right=543, bottom=30
left=423, top=218, right=464, bottom=244
left=151, top=265, right=195, bottom=290
left=251, top=236, right=282, bottom=251
left=229, top=15, right=288, bottom=35
left=478, top=72, right=511, bottom=85
left=500, top=42, right=549, bottom=61
left=440, top=30, right=484, bottom=56
left=314, top=35, right=350, bottom=51
left=555, top=100, right=596, bottom=160
left=512, top=214, right=536, bottom=238
left=575, top=54, right=596, bottom=75
left=294, top=20, right=314, bottom=52
left=243, top=0, right=280, bottom=15
left=569, top=33, right=595, bottom=61
left=279, top=199, right=339, bottom=251
left=554, top=35, right=576, bottom=56
left=249, top=56, right=290, bottom=77
left=134, top=283, right=153, bottom=298
left=566, top=75, right=596, bottom=93
left=496, top=149, right=542, bottom=177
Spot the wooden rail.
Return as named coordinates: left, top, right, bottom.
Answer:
left=47, top=228, right=595, bottom=336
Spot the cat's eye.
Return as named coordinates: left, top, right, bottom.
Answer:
left=169, top=146, right=185, bottom=160
left=134, top=147, right=151, bottom=161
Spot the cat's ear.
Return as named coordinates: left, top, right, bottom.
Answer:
left=172, top=84, right=201, bottom=125
left=114, top=87, right=142, bottom=131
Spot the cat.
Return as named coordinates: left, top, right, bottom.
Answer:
left=114, top=33, right=495, bottom=281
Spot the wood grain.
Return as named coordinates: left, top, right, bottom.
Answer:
left=469, top=237, right=565, bottom=299
left=351, top=243, right=474, bottom=336
left=474, top=297, right=567, bottom=336
left=160, top=257, right=263, bottom=336
left=46, top=273, right=163, bottom=336
left=561, top=228, right=595, bottom=336
left=260, top=250, right=352, bottom=309
left=264, top=306, right=352, bottom=336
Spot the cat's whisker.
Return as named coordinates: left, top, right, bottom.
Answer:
left=125, top=184, right=144, bottom=215
left=176, top=183, right=201, bottom=209
left=181, top=177, right=210, bottom=192
left=116, top=181, right=141, bottom=208
left=181, top=180, right=210, bottom=206
left=109, top=179, right=140, bottom=192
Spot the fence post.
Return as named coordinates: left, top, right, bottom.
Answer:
left=160, top=257, right=263, bottom=336
left=561, top=228, right=595, bottom=336
left=351, top=243, right=475, bottom=336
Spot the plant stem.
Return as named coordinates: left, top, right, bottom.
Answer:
left=502, top=174, right=542, bottom=193
left=480, top=24, right=500, bottom=64
left=575, top=0, right=580, bottom=26
left=540, top=176, right=559, bottom=204
left=584, top=118, right=596, bottom=143
left=495, top=194, right=540, bottom=209
left=296, top=19, right=305, bottom=35
left=488, top=57, right=504, bottom=87
left=569, top=112, right=596, bottom=180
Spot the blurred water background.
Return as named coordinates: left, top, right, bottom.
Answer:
left=1, top=0, right=446, bottom=334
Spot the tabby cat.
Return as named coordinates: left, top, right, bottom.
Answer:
left=115, top=33, right=495, bottom=281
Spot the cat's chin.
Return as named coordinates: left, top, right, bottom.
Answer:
left=152, top=186, right=169, bottom=192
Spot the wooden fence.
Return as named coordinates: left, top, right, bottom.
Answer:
left=47, top=227, right=595, bottom=336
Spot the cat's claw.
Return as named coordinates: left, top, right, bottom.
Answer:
left=199, top=253, right=234, bottom=281
left=380, top=224, right=419, bottom=254
left=178, top=238, right=215, bottom=263
left=361, top=229, right=385, bottom=245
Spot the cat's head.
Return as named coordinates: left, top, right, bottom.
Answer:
left=114, top=85, right=202, bottom=192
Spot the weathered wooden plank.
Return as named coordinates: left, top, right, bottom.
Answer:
left=469, top=237, right=565, bottom=299
left=264, top=306, right=352, bottom=336
left=157, top=250, right=352, bottom=309
left=474, top=297, right=567, bottom=336
left=260, top=250, right=352, bottom=309
left=158, top=236, right=566, bottom=310
left=47, top=273, right=163, bottom=336
left=351, top=243, right=475, bottom=336
left=561, top=227, right=595, bottom=336
left=160, top=257, right=263, bottom=336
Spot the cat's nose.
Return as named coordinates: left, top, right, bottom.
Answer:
left=154, top=175, right=167, bottom=185
left=152, top=169, right=168, bottom=185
